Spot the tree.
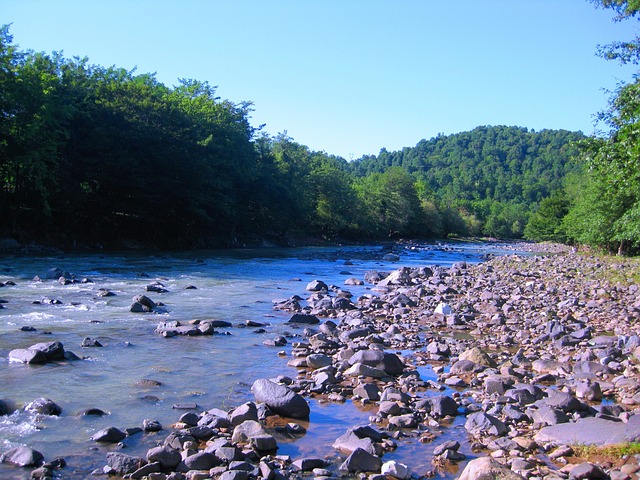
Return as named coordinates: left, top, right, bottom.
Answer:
left=524, top=190, right=571, bottom=242
left=563, top=1, right=640, bottom=253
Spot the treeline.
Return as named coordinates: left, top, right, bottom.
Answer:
left=350, top=126, right=584, bottom=239
left=522, top=1, right=640, bottom=255
left=0, top=25, right=588, bottom=249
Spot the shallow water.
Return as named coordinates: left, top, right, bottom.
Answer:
left=0, top=243, right=517, bottom=479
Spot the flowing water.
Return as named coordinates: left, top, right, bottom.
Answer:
left=0, top=242, right=517, bottom=479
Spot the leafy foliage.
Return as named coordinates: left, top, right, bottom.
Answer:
left=0, top=26, right=585, bottom=248
left=561, top=1, right=640, bottom=254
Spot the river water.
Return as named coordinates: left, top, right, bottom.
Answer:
left=0, top=242, right=518, bottom=479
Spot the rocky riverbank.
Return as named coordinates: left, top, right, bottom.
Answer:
left=3, top=243, right=640, bottom=480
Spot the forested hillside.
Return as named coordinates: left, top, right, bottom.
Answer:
left=0, top=25, right=585, bottom=249
left=349, top=126, right=584, bottom=239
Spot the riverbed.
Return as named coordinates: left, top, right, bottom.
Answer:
left=0, top=242, right=520, bottom=479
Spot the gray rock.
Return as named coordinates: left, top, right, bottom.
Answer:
left=333, top=430, right=378, bottom=455
left=425, top=395, right=459, bottom=417
left=91, top=426, right=127, bottom=443
left=306, top=353, right=332, bottom=369
left=353, top=383, right=380, bottom=401
left=457, top=457, right=525, bottom=480
left=231, top=420, right=269, bottom=444
left=291, top=458, right=327, bottom=471
left=142, top=418, right=162, bottom=432
left=8, top=348, right=47, bottom=364
left=182, top=451, right=218, bottom=470
left=381, top=460, right=412, bottom=479
left=229, top=402, right=259, bottom=426
left=339, top=447, right=381, bottom=473
left=219, top=471, right=249, bottom=480
left=0, top=445, right=44, bottom=467
left=569, top=462, right=608, bottom=479
left=25, top=398, right=62, bottom=416
left=529, top=405, right=570, bottom=426
left=306, top=280, right=328, bottom=291
left=377, top=352, right=404, bottom=375
left=0, top=400, right=11, bottom=416
left=250, top=434, right=278, bottom=451
left=28, top=341, right=65, bottom=360
left=146, top=445, right=181, bottom=469
left=464, top=411, right=507, bottom=437
left=128, top=462, right=162, bottom=479
left=535, top=415, right=640, bottom=446
left=288, top=313, right=320, bottom=324
left=106, top=452, right=146, bottom=475
left=251, top=379, right=310, bottom=419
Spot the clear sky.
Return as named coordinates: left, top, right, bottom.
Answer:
left=3, top=0, right=639, bottom=159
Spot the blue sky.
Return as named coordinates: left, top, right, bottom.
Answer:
left=4, top=0, right=639, bottom=159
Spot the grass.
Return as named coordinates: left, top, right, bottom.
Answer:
left=584, top=254, right=640, bottom=286
left=572, top=442, right=640, bottom=460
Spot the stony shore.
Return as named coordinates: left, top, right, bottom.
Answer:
left=3, top=243, right=640, bottom=480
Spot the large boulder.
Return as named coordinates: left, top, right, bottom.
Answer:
left=535, top=415, right=640, bottom=446
left=251, top=379, right=310, bottom=419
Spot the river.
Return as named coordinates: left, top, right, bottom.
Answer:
left=0, top=242, right=519, bottom=479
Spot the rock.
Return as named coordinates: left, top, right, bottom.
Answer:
left=377, top=353, right=404, bottom=375
left=231, top=420, right=269, bottom=444
left=535, top=415, right=640, bottom=446
left=464, top=411, right=507, bottom=437
left=25, top=398, right=62, bottom=416
left=288, top=313, right=320, bottom=324
left=434, top=303, right=453, bottom=315
left=457, top=457, right=525, bottom=480
left=344, top=362, right=386, bottom=378
left=333, top=431, right=377, bottom=455
left=0, top=400, right=11, bottom=416
left=381, top=460, right=412, bottom=479
left=354, top=383, right=380, bottom=401
left=105, top=452, right=146, bottom=475
left=229, top=402, right=259, bottom=426
left=305, top=353, right=332, bottom=369
left=339, top=447, right=381, bottom=473
left=146, top=445, right=181, bottom=469
left=349, top=349, right=385, bottom=366
left=250, top=434, right=278, bottom=452
left=569, top=462, right=608, bottom=479
left=91, top=426, right=127, bottom=443
left=182, top=451, right=218, bottom=470
left=142, top=419, right=162, bottom=432
left=459, top=346, right=497, bottom=368
left=28, top=341, right=65, bottom=360
left=433, top=440, right=460, bottom=456
left=291, top=458, right=327, bottom=471
left=8, top=348, right=47, bottom=364
left=425, top=395, right=459, bottom=417
left=306, top=280, right=328, bottom=291
left=251, top=379, right=310, bottom=419
left=0, top=445, right=44, bottom=467
left=81, top=337, right=103, bottom=347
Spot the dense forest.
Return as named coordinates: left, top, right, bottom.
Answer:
left=1, top=1, right=640, bottom=253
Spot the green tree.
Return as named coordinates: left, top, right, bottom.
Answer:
left=524, top=190, right=571, bottom=242
left=563, top=1, right=640, bottom=253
